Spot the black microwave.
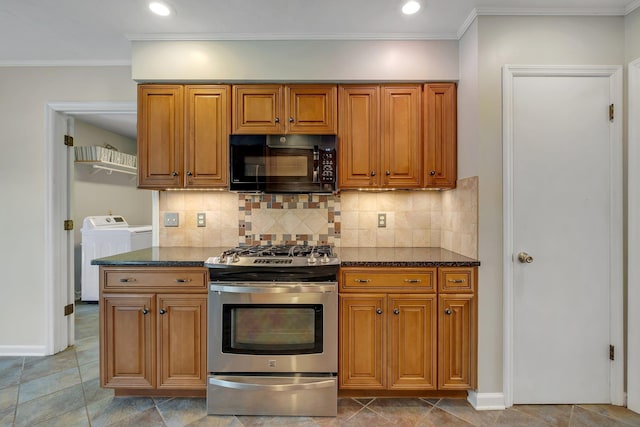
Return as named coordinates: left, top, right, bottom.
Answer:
left=229, top=134, right=337, bottom=193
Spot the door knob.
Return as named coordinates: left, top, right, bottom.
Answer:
left=518, top=252, right=534, bottom=263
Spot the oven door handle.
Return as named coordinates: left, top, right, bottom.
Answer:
left=208, top=376, right=335, bottom=392
left=209, top=283, right=336, bottom=294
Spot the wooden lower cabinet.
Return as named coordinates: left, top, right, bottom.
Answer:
left=100, top=267, right=207, bottom=394
left=339, top=266, right=476, bottom=395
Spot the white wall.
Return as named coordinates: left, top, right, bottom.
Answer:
left=132, top=40, right=459, bottom=82
left=458, top=20, right=479, bottom=179
left=73, top=119, right=152, bottom=296
left=474, top=15, right=624, bottom=394
left=626, top=7, right=640, bottom=63
left=0, top=66, right=136, bottom=348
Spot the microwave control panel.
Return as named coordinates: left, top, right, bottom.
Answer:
left=320, top=148, right=336, bottom=184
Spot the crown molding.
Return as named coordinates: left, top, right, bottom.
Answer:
left=126, top=32, right=459, bottom=42
left=474, top=6, right=627, bottom=16
left=0, top=59, right=130, bottom=67
left=627, top=0, right=640, bottom=14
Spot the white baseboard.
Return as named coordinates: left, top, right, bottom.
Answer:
left=467, top=391, right=506, bottom=410
left=0, top=345, right=48, bottom=356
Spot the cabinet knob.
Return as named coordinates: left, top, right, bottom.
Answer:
left=429, top=170, right=436, bottom=176
left=186, top=171, right=193, bottom=176
left=385, top=170, right=390, bottom=176
left=370, top=171, right=376, bottom=177
left=171, top=171, right=178, bottom=177
left=445, top=308, right=452, bottom=315
left=289, top=117, right=294, bottom=123
left=159, top=309, right=167, bottom=315
left=274, top=117, right=280, bottom=123
left=376, top=308, right=383, bottom=315
left=393, top=309, right=400, bottom=315
left=142, top=308, right=149, bottom=315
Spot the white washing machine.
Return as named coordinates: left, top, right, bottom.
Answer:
left=81, top=215, right=152, bottom=301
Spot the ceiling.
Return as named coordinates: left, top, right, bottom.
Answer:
left=2, top=0, right=638, bottom=138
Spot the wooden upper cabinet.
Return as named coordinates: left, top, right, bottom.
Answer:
left=338, top=84, right=422, bottom=189
left=382, top=85, right=422, bottom=188
left=338, top=85, right=379, bottom=188
left=286, top=85, right=337, bottom=134
left=138, top=84, right=230, bottom=189
left=138, top=85, right=183, bottom=188
left=184, top=85, right=230, bottom=188
left=232, top=84, right=336, bottom=134
left=232, top=85, right=282, bottom=134
left=424, top=83, right=457, bottom=189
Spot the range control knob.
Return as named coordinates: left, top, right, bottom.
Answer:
left=307, top=254, right=317, bottom=264
left=321, top=254, right=330, bottom=264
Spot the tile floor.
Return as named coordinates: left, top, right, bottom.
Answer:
left=1, top=303, right=640, bottom=426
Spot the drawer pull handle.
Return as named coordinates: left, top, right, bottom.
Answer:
left=354, top=279, right=371, bottom=283
left=404, top=279, right=422, bottom=283
left=119, top=278, right=137, bottom=283
left=447, top=279, right=466, bottom=284
left=175, top=278, right=192, bottom=283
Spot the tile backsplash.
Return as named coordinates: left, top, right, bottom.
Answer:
left=159, top=176, right=478, bottom=257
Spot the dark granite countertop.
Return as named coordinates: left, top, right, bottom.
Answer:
left=91, top=247, right=229, bottom=267
left=336, top=247, right=480, bottom=267
left=92, top=246, right=479, bottom=268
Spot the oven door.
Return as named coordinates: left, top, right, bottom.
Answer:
left=208, top=282, right=338, bottom=374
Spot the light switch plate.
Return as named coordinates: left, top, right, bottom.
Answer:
left=164, top=212, right=179, bottom=227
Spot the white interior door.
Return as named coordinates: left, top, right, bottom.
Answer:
left=503, top=66, right=623, bottom=405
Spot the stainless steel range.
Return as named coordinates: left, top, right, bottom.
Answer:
left=204, top=245, right=339, bottom=417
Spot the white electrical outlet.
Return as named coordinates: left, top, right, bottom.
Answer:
left=197, top=212, right=206, bottom=227
left=378, top=213, right=386, bottom=228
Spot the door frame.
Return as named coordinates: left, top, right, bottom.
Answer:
left=502, top=65, right=624, bottom=407
left=628, top=57, right=640, bottom=413
left=44, top=101, right=137, bottom=355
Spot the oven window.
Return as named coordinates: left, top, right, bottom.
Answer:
left=222, top=304, right=323, bottom=355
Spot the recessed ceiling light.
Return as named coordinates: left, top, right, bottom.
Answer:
left=402, top=0, right=421, bottom=15
left=149, top=2, right=172, bottom=16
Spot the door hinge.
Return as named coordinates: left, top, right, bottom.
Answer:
left=610, top=344, right=615, bottom=361
left=64, top=134, right=74, bottom=147
left=63, top=219, right=74, bottom=231
left=64, top=304, right=74, bottom=316
left=609, top=104, right=614, bottom=122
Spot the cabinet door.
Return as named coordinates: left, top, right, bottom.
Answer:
left=438, top=294, right=476, bottom=390
left=232, top=85, right=283, bottom=134
left=381, top=85, right=422, bottom=188
left=138, top=85, right=183, bottom=188
left=339, top=294, right=385, bottom=389
left=101, top=294, right=155, bottom=388
left=424, top=83, right=457, bottom=188
left=338, top=85, right=380, bottom=188
left=184, top=85, right=231, bottom=188
left=388, top=295, right=437, bottom=390
left=286, top=85, right=337, bottom=134
left=157, top=294, right=207, bottom=389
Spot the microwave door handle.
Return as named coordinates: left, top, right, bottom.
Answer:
left=209, top=377, right=335, bottom=392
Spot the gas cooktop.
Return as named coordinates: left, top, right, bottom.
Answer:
left=204, top=244, right=340, bottom=268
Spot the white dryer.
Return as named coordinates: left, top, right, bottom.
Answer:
left=81, top=215, right=152, bottom=301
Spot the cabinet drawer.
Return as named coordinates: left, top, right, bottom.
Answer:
left=102, top=268, right=207, bottom=292
left=340, top=268, right=435, bottom=292
left=438, top=268, right=475, bottom=293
